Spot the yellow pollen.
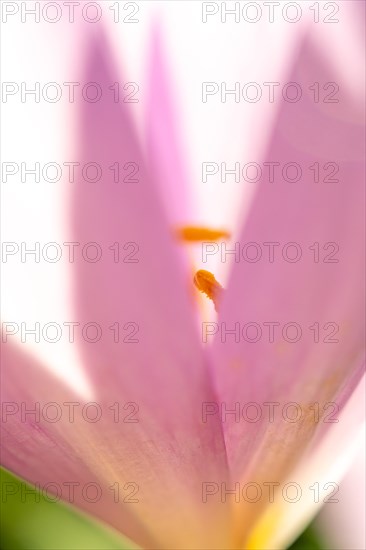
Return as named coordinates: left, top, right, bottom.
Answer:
left=176, top=226, right=230, bottom=242
left=194, top=269, right=223, bottom=311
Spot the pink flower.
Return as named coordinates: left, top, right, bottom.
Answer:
left=1, top=21, right=364, bottom=550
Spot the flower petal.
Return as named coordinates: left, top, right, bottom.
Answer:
left=210, top=34, right=365, bottom=544
left=145, top=24, right=194, bottom=225
left=0, top=466, right=140, bottom=550
left=0, top=340, right=151, bottom=547
left=245, top=373, right=365, bottom=550
left=67, top=29, right=230, bottom=549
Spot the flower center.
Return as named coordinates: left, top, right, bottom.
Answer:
left=176, top=226, right=230, bottom=242
left=193, top=269, right=223, bottom=311
left=177, top=225, right=228, bottom=311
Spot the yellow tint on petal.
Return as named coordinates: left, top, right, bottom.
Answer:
left=245, top=504, right=283, bottom=550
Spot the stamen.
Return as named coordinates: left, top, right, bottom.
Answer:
left=194, top=269, right=223, bottom=311
left=176, top=226, right=230, bottom=242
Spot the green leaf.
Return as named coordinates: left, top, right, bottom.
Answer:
left=287, top=524, right=325, bottom=550
left=0, top=467, right=140, bottom=550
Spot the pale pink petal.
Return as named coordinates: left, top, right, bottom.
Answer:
left=67, top=29, right=230, bottom=549
left=316, top=427, right=366, bottom=550
left=146, top=25, right=193, bottom=225
left=209, top=34, right=365, bottom=544
left=0, top=340, right=150, bottom=548
left=245, top=373, right=365, bottom=550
